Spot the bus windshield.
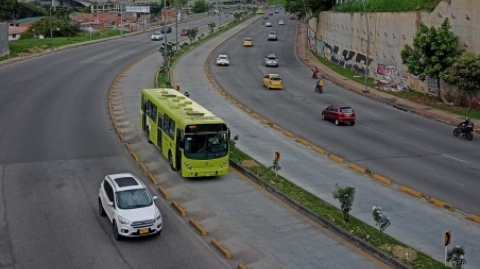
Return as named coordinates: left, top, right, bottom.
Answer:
left=184, top=132, right=228, bottom=160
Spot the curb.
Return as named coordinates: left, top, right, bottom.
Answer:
left=158, top=187, right=171, bottom=200
left=171, top=201, right=188, bottom=216
left=211, top=239, right=233, bottom=259
left=0, top=17, right=207, bottom=68
left=189, top=219, right=207, bottom=236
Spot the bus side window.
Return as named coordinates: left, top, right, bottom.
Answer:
left=152, top=104, right=157, bottom=123
left=157, top=113, right=163, bottom=129
left=168, top=118, right=175, bottom=140
left=162, top=114, right=169, bottom=132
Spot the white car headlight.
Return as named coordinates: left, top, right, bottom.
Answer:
left=118, top=215, right=130, bottom=225
left=155, top=209, right=162, bottom=221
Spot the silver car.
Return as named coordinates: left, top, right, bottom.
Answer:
left=264, top=54, right=279, bottom=67
left=268, top=31, right=277, bottom=41
left=151, top=31, right=163, bottom=41
left=279, top=19, right=285, bottom=25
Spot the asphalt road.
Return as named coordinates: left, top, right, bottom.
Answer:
left=0, top=16, right=233, bottom=269
left=208, top=13, right=480, bottom=215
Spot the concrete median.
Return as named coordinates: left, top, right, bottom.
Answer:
left=211, top=239, right=232, bottom=259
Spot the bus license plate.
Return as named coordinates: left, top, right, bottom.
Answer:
left=139, top=228, right=149, bottom=234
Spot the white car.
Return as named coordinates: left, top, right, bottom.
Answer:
left=151, top=31, right=163, bottom=41
left=279, top=19, right=285, bottom=25
left=265, top=22, right=273, bottom=27
left=99, top=173, right=163, bottom=240
left=268, top=31, right=278, bottom=41
left=216, top=54, right=230, bottom=66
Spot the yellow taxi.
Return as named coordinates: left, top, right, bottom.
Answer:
left=243, top=37, right=254, bottom=47
left=263, top=74, right=283, bottom=90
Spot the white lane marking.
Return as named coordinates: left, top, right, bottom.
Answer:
left=409, top=125, right=428, bottom=133
left=443, top=154, right=468, bottom=163
left=430, top=172, right=465, bottom=187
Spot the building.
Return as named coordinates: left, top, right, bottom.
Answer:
left=9, top=17, right=46, bottom=28
left=8, top=27, right=28, bottom=41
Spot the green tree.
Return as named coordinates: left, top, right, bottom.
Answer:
left=447, top=245, right=466, bottom=269
left=23, top=17, right=81, bottom=38
left=401, top=18, right=460, bottom=98
left=332, top=183, right=356, bottom=223
left=233, top=11, right=242, bottom=21
left=191, top=0, right=208, bottom=13
left=0, top=0, right=16, bottom=22
left=186, top=26, right=198, bottom=44
left=444, top=51, right=480, bottom=106
left=207, top=21, right=215, bottom=34
left=14, top=2, right=48, bottom=19
left=285, top=0, right=334, bottom=19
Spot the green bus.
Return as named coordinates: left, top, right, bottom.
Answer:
left=140, top=88, right=231, bottom=177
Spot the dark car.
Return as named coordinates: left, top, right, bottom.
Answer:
left=180, top=28, right=188, bottom=36
left=321, top=105, right=356, bottom=126
left=263, top=15, right=269, bottom=20
left=290, top=14, right=295, bottom=20
left=269, top=12, right=274, bottom=16
left=160, top=25, right=172, bottom=33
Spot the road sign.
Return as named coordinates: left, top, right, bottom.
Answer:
left=274, top=151, right=281, bottom=162
left=444, top=230, right=451, bottom=246
left=87, top=26, right=94, bottom=32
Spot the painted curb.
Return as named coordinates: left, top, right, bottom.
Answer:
left=211, top=239, right=233, bottom=259
left=229, top=160, right=412, bottom=269
left=399, top=186, right=423, bottom=198
left=171, top=201, right=187, bottom=216
left=158, top=187, right=171, bottom=200
left=189, top=219, right=208, bottom=236
left=148, top=173, right=158, bottom=185
left=373, top=174, right=392, bottom=185
left=428, top=198, right=454, bottom=212
left=467, top=214, right=480, bottom=224
left=237, top=264, right=248, bottom=269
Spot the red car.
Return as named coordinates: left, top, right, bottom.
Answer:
left=322, top=105, right=356, bottom=126
left=290, top=14, right=295, bottom=20
left=269, top=12, right=274, bottom=16
left=180, top=29, right=188, bottom=36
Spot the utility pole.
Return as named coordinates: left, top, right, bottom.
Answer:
left=49, top=4, right=53, bottom=51
left=301, top=0, right=308, bottom=59
left=119, top=2, right=123, bottom=37
left=362, top=0, right=370, bottom=93
left=175, top=0, right=178, bottom=52
left=163, top=0, right=169, bottom=84
left=219, top=0, right=222, bottom=26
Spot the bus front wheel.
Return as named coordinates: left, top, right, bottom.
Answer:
left=168, top=151, right=176, bottom=171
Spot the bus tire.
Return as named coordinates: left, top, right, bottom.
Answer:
left=168, top=151, right=176, bottom=171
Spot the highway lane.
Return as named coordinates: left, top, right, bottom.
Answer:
left=0, top=16, right=233, bottom=269
left=208, top=13, right=480, bottom=215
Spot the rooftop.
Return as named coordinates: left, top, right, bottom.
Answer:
left=11, top=17, right=46, bottom=24
left=8, top=26, right=28, bottom=35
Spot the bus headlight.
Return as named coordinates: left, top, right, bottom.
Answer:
left=219, top=161, right=228, bottom=168
left=184, top=162, right=193, bottom=170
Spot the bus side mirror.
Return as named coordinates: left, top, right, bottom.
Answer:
left=184, top=91, right=190, bottom=97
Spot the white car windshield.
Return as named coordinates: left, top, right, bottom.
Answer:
left=116, top=189, right=153, bottom=209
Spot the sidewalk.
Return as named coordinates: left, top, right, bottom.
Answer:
left=173, top=17, right=480, bottom=268
left=295, top=23, right=480, bottom=132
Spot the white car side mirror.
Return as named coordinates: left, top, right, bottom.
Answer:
left=107, top=201, right=114, bottom=207
left=152, top=196, right=158, bottom=200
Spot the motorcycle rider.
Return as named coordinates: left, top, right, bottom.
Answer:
left=311, top=66, right=319, bottom=78
left=315, top=77, right=325, bottom=92
left=460, top=117, right=473, bottom=134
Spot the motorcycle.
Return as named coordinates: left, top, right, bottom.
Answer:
left=315, top=85, right=324, bottom=93
left=311, top=71, right=319, bottom=79
left=453, top=123, right=474, bottom=141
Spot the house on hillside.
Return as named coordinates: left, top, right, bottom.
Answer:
left=9, top=17, right=46, bottom=28
left=8, top=27, right=28, bottom=41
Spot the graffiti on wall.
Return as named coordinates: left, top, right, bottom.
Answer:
left=427, top=77, right=439, bottom=93
left=353, top=53, right=373, bottom=75
left=316, top=40, right=324, bottom=55
left=384, top=66, right=396, bottom=80
left=323, top=42, right=333, bottom=59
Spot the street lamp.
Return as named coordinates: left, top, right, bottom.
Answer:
left=362, top=0, right=370, bottom=93
left=163, top=0, right=169, bottom=84
left=175, top=0, right=178, bottom=52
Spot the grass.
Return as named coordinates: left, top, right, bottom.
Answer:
left=334, top=0, right=442, bottom=13
left=312, top=53, right=376, bottom=88
left=157, top=14, right=256, bottom=87
left=0, top=29, right=124, bottom=61
left=230, top=147, right=449, bottom=269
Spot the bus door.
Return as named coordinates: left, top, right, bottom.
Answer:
left=141, top=97, right=148, bottom=132
left=157, top=112, right=163, bottom=148
left=175, top=129, right=184, bottom=171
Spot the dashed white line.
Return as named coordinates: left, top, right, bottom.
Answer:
left=443, top=154, right=468, bottom=163
left=430, top=172, right=465, bottom=187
